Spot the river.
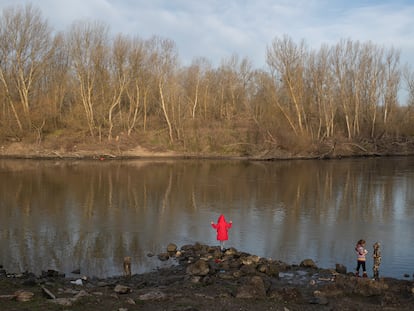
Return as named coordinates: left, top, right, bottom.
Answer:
left=0, top=157, right=413, bottom=279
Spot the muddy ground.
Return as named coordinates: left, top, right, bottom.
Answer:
left=0, top=243, right=413, bottom=311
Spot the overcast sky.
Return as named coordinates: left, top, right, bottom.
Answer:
left=1, top=0, right=414, bottom=69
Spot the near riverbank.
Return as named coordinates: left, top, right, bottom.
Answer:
left=1, top=243, right=413, bottom=311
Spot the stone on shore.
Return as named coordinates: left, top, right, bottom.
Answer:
left=186, top=259, right=210, bottom=276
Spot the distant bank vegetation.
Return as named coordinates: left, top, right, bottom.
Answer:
left=1, top=4, right=414, bottom=158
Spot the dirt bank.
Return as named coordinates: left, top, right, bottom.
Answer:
left=2, top=138, right=413, bottom=161
left=0, top=243, right=413, bottom=311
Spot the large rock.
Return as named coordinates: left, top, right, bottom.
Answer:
left=166, top=243, right=177, bottom=252
left=157, top=253, right=170, bottom=261
left=236, top=276, right=267, bottom=298
left=335, top=263, right=347, bottom=274
left=138, top=290, right=166, bottom=301
left=114, top=284, right=131, bottom=294
left=241, top=255, right=260, bottom=265
left=355, top=278, right=389, bottom=296
left=268, top=287, right=303, bottom=302
left=14, top=290, right=34, bottom=302
left=332, top=274, right=388, bottom=297
left=186, top=259, right=210, bottom=276
left=240, top=264, right=257, bottom=275
left=266, top=262, right=280, bottom=278
left=300, top=259, right=317, bottom=268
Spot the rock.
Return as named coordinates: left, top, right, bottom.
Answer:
left=71, top=268, right=81, bottom=274
left=240, top=264, right=256, bottom=275
left=125, top=297, right=136, bottom=304
left=300, top=259, right=317, bottom=268
left=114, top=284, right=131, bottom=294
left=74, top=290, right=91, bottom=299
left=49, top=297, right=75, bottom=306
left=236, top=276, right=266, bottom=298
left=267, top=263, right=280, bottom=278
left=70, top=279, right=83, bottom=286
left=335, top=263, right=347, bottom=274
left=41, top=269, right=64, bottom=278
left=190, top=276, right=202, bottom=283
left=232, top=270, right=243, bottom=278
left=167, top=243, right=177, bottom=252
left=309, top=296, right=329, bottom=305
left=229, top=260, right=242, bottom=269
left=355, top=278, right=388, bottom=296
left=224, top=247, right=238, bottom=256
left=257, top=264, right=268, bottom=273
left=315, top=286, right=344, bottom=298
left=334, top=274, right=388, bottom=297
left=138, top=290, right=166, bottom=301
left=14, top=290, right=34, bottom=302
left=268, top=287, right=303, bottom=302
left=0, top=294, right=16, bottom=300
left=186, top=259, right=209, bottom=276
left=241, top=255, right=260, bottom=265
left=157, top=253, right=170, bottom=261
left=22, top=278, right=37, bottom=286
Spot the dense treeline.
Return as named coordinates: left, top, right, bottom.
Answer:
left=1, top=4, right=414, bottom=156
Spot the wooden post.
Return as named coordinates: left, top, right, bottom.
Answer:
left=123, top=256, right=132, bottom=277
left=372, top=242, right=381, bottom=280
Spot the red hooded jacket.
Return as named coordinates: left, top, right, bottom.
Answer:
left=211, top=214, right=232, bottom=241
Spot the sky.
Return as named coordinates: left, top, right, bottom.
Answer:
left=1, top=0, right=414, bottom=70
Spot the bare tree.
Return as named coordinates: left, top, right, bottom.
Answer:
left=0, top=4, right=55, bottom=131
left=308, top=45, right=336, bottom=140
left=331, top=39, right=360, bottom=139
left=148, top=37, right=178, bottom=144
left=68, top=20, right=109, bottom=137
left=382, top=49, right=400, bottom=128
left=267, top=35, right=309, bottom=136
left=181, top=58, right=212, bottom=119
left=107, top=34, right=129, bottom=140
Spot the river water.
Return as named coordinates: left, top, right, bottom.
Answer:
left=0, top=157, right=413, bottom=279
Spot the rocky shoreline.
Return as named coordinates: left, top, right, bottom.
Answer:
left=1, top=243, right=414, bottom=310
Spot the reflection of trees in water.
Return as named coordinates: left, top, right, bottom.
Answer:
left=0, top=158, right=413, bottom=277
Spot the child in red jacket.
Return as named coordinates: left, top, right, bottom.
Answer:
left=211, top=214, right=232, bottom=251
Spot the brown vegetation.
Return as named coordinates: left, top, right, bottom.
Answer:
left=1, top=4, right=414, bottom=159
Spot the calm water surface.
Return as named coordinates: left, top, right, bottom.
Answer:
left=0, top=157, right=413, bottom=279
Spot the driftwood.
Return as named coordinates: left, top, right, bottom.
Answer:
left=41, top=286, right=56, bottom=299
left=373, top=242, right=381, bottom=280
left=123, top=256, right=132, bottom=277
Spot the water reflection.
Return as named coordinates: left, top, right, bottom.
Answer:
left=0, top=158, right=413, bottom=278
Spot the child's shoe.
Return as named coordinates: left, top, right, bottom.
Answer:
left=355, top=272, right=360, bottom=277
left=362, top=272, right=368, bottom=278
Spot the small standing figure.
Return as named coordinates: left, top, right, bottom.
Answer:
left=355, top=239, right=368, bottom=277
left=372, top=242, right=381, bottom=280
left=211, top=214, right=232, bottom=251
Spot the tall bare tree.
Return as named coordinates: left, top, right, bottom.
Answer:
left=0, top=4, right=55, bottom=131
left=267, top=35, right=309, bottom=136
left=308, top=46, right=336, bottom=140
left=68, top=20, right=109, bottom=137
left=107, top=34, right=130, bottom=140
left=148, top=37, right=178, bottom=144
